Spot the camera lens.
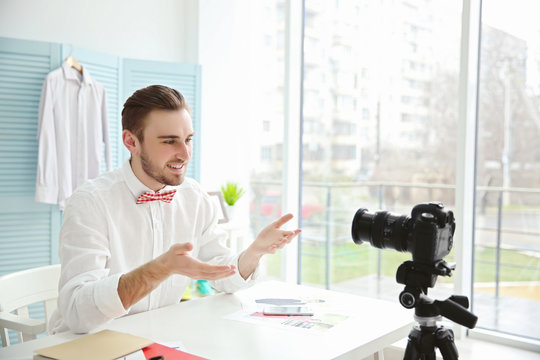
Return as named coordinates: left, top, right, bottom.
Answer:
left=351, top=209, right=374, bottom=245
left=351, top=208, right=410, bottom=252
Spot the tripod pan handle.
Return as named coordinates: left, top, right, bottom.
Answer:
left=435, top=298, right=478, bottom=329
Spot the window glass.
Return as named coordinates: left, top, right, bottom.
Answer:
left=474, top=0, right=540, bottom=340
left=301, top=0, right=461, bottom=303
left=248, top=0, right=286, bottom=279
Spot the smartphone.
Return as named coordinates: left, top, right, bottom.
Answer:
left=262, top=305, right=314, bottom=316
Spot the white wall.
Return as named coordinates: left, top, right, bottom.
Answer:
left=0, top=0, right=253, bottom=206
left=196, top=0, right=253, bottom=202
left=0, top=0, right=192, bottom=63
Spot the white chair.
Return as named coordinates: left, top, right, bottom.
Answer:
left=0, top=264, right=61, bottom=347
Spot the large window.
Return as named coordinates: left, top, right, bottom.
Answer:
left=247, top=0, right=540, bottom=345
left=300, top=0, right=461, bottom=300
left=473, top=0, right=540, bottom=341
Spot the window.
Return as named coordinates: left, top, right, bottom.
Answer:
left=301, top=0, right=461, bottom=316
left=262, top=120, right=271, bottom=132
left=331, top=144, right=356, bottom=161
left=303, top=144, right=325, bottom=161
left=473, top=0, right=540, bottom=340
left=333, top=120, right=356, bottom=135
left=260, top=146, right=272, bottom=162
left=248, top=0, right=540, bottom=345
left=248, top=0, right=286, bottom=281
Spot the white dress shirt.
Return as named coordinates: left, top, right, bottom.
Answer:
left=35, top=61, right=111, bottom=209
left=49, top=161, right=257, bottom=334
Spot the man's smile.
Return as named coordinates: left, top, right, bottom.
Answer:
left=167, top=163, right=185, bottom=173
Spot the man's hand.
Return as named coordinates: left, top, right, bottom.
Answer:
left=251, top=213, right=301, bottom=256
left=158, top=242, right=237, bottom=280
left=238, top=213, right=301, bottom=279
left=118, top=242, right=236, bottom=309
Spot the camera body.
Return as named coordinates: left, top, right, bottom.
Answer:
left=352, top=202, right=455, bottom=265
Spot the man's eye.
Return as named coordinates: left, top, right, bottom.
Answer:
left=164, top=140, right=176, bottom=144
left=186, top=137, right=193, bottom=143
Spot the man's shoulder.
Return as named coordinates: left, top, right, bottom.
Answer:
left=68, top=168, right=123, bottom=202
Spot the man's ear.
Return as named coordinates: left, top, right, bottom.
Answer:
left=122, top=130, right=140, bottom=155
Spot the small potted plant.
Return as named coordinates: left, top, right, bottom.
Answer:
left=221, top=182, right=245, bottom=221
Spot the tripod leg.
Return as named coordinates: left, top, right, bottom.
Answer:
left=403, top=327, right=421, bottom=360
left=434, top=327, right=459, bottom=360
left=404, top=326, right=439, bottom=360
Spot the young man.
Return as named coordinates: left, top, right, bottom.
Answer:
left=50, top=85, right=301, bottom=333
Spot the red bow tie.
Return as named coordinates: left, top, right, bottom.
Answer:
left=136, top=190, right=176, bottom=204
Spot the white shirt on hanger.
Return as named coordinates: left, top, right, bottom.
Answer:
left=49, top=160, right=257, bottom=334
left=35, top=60, right=111, bottom=209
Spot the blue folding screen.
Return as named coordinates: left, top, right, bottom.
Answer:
left=0, top=37, right=62, bottom=275
left=0, top=37, right=202, bottom=277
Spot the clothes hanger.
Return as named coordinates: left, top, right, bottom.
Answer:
left=65, top=55, right=83, bottom=74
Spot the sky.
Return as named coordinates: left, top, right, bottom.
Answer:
left=482, top=0, right=540, bottom=42
left=483, top=0, right=540, bottom=91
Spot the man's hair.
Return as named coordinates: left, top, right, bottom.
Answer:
left=122, top=85, right=191, bottom=142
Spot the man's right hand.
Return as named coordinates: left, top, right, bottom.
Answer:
left=157, top=242, right=237, bottom=280
left=118, top=242, right=235, bottom=309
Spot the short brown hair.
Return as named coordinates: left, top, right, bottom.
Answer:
left=121, top=85, right=191, bottom=141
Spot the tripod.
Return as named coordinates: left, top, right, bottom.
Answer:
left=397, top=261, right=478, bottom=360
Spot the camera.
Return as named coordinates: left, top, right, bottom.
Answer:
left=351, top=202, right=455, bottom=266
left=351, top=202, right=477, bottom=358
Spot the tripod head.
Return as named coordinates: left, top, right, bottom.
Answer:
left=397, top=259, right=478, bottom=329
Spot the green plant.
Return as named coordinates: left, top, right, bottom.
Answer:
left=221, top=182, right=245, bottom=206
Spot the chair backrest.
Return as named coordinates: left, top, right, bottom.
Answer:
left=0, top=264, right=61, bottom=347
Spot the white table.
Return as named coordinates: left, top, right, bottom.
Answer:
left=0, top=281, right=414, bottom=360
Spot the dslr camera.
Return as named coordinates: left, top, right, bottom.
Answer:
left=352, top=202, right=456, bottom=291
left=352, top=202, right=455, bottom=265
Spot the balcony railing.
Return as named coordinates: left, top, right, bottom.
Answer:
left=250, top=180, right=540, bottom=296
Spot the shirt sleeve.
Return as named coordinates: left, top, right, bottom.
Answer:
left=35, top=76, right=59, bottom=204
left=197, top=191, right=259, bottom=293
left=56, top=191, right=128, bottom=333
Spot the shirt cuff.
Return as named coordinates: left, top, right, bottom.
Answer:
left=232, top=253, right=260, bottom=284
left=94, top=273, right=129, bottom=319
left=35, top=184, right=58, bottom=204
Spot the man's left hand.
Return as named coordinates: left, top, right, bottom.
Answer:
left=250, top=213, right=301, bottom=256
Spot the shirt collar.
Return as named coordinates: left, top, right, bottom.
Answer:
left=61, top=60, right=93, bottom=86
left=121, top=160, right=181, bottom=201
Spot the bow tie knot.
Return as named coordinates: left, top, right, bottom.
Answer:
left=136, top=190, right=176, bottom=204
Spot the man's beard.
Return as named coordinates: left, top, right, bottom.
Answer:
left=140, top=149, right=185, bottom=186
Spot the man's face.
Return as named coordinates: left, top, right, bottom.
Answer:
left=135, top=108, right=194, bottom=190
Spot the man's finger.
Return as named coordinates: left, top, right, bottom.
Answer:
left=284, top=229, right=301, bottom=237
left=200, top=263, right=236, bottom=273
left=273, top=213, right=294, bottom=228
left=172, top=242, right=194, bottom=253
left=199, top=268, right=236, bottom=280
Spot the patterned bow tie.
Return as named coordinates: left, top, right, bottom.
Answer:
left=136, top=190, right=176, bottom=204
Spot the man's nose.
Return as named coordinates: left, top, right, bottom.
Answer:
left=176, top=142, right=191, bottom=160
